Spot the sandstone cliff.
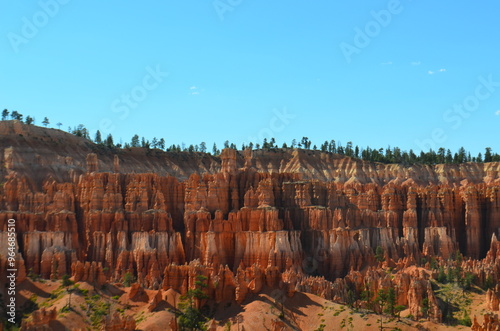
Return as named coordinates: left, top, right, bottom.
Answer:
left=1, top=121, right=500, bottom=326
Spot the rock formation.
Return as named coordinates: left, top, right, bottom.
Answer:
left=102, top=312, right=136, bottom=331
left=19, top=308, right=57, bottom=331
left=487, top=285, right=500, bottom=311
left=1, top=122, right=500, bottom=327
left=472, top=313, right=500, bottom=331
left=128, top=283, right=149, bottom=302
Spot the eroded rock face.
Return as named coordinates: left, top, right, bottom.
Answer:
left=102, top=312, right=136, bottom=331
left=148, top=289, right=163, bottom=312
left=0, top=231, right=26, bottom=283
left=19, top=308, right=57, bottom=331
left=487, top=285, right=500, bottom=311
left=472, top=313, right=500, bottom=331
left=129, top=283, right=149, bottom=302
left=2, top=123, right=500, bottom=316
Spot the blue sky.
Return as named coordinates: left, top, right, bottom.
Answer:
left=1, top=0, right=499, bottom=154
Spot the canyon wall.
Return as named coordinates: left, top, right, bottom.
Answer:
left=1, top=122, right=500, bottom=323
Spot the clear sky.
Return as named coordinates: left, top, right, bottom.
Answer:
left=1, top=0, right=499, bottom=154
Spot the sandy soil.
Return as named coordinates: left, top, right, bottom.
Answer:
left=11, top=279, right=496, bottom=331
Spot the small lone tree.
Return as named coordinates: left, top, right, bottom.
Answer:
left=2, top=109, right=9, bottom=120
left=460, top=272, right=475, bottom=291
left=376, top=288, right=389, bottom=330
left=130, top=134, right=140, bottom=147
left=360, top=282, right=373, bottom=310
left=177, top=275, right=209, bottom=330
left=56, top=122, right=63, bottom=129
left=375, top=246, right=385, bottom=263
left=384, top=287, right=396, bottom=316
left=158, top=138, right=165, bottom=150
left=200, top=142, right=207, bottom=153
left=61, top=274, right=74, bottom=309
left=42, top=117, right=50, bottom=127
left=94, top=130, right=102, bottom=144
left=485, top=147, right=493, bottom=162
left=72, top=124, right=90, bottom=139
left=122, top=272, right=135, bottom=287
left=346, top=289, right=356, bottom=308
left=151, top=137, right=158, bottom=149
left=394, top=304, right=406, bottom=321
left=10, top=110, right=23, bottom=121
left=25, top=116, right=34, bottom=125
left=105, top=134, right=114, bottom=148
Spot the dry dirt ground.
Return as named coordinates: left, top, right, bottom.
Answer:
left=10, top=278, right=494, bottom=330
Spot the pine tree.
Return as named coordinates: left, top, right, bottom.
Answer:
left=200, top=142, right=207, bottom=153
left=158, top=138, right=165, bottom=150
left=321, top=141, right=328, bottom=152
left=438, top=148, right=445, bottom=163
left=445, top=149, right=453, bottom=163
left=131, top=134, right=140, bottom=147
left=301, top=137, right=311, bottom=149
left=270, top=137, right=276, bottom=148
left=458, top=147, right=467, bottom=163
left=105, top=134, right=114, bottom=148
left=10, top=110, right=22, bottom=121
left=72, top=124, right=89, bottom=139
left=42, top=117, right=50, bottom=127
left=61, top=274, right=74, bottom=309
left=151, top=137, right=158, bottom=149
left=263, top=138, right=269, bottom=149
left=94, top=130, right=102, bottom=144
left=345, top=141, right=353, bottom=156
left=375, top=246, right=385, bottom=262
left=25, top=116, right=34, bottom=125
left=2, top=109, right=9, bottom=120
left=177, top=275, right=209, bottom=330
left=485, top=147, right=493, bottom=162
left=329, top=140, right=336, bottom=153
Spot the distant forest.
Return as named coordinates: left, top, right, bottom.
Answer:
left=3, top=108, right=500, bottom=165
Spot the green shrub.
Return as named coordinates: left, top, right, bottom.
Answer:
left=61, top=274, right=74, bottom=287
left=458, top=310, right=472, bottom=327
left=122, top=272, right=135, bottom=287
